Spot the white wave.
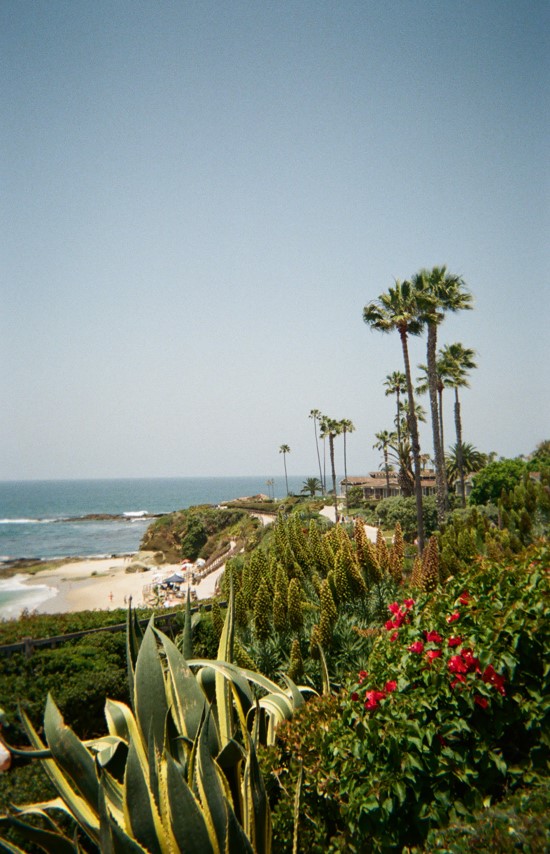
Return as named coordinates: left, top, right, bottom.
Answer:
left=123, top=511, right=149, bottom=518
left=0, top=518, right=57, bottom=525
left=0, top=575, right=57, bottom=620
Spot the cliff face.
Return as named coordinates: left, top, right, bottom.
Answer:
left=139, top=506, right=251, bottom=563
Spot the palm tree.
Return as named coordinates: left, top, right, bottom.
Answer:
left=446, top=443, right=487, bottom=491
left=320, top=416, right=342, bottom=523
left=363, top=279, right=426, bottom=552
left=339, top=418, right=355, bottom=514
left=279, top=444, right=291, bottom=495
left=439, top=343, right=477, bottom=507
left=384, top=371, right=407, bottom=448
left=301, top=477, right=323, bottom=497
left=410, top=266, right=473, bottom=526
left=373, top=430, right=397, bottom=493
left=309, top=409, right=325, bottom=495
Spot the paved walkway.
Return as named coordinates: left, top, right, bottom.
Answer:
left=319, top=505, right=378, bottom=543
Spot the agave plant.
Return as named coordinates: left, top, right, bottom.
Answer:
left=0, top=586, right=313, bottom=853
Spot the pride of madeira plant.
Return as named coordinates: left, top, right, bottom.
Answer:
left=0, top=585, right=313, bottom=853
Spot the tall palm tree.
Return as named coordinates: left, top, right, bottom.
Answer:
left=309, top=409, right=325, bottom=495
left=339, top=418, right=355, bottom=514
left=363, top=279, right=426, bottom=552
left=279, top=444, right=291, bottom=496
left=410, top=266, right=473, bottom=526
left=373, top=429, right=397, bottom=493
left=320, top=416, right=342, bottom=523
left=439, top=343, right=477, bottom=507
left=384, top=371, right=407, bottom=447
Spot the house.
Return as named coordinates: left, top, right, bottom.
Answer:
left=342, top=472, right=437, bottom=501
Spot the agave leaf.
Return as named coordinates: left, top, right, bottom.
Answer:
left=134, top=622, right=167, bottom=752
left=182, top=586, right=193, bottom=660
left=19, top=710, right=100, bottom=843
left=126, top=599, right=144, bottom=708
left=123, top=738, right=168, bottom=854
left=0, top=836, right=26, bottom=853
left=225, top=805, right=254, bottom=854
left=317, top=643, right=331, bottom=695
left=43, top=696, right=100, bottom=815
left=190, top=660, right=254, bottom=741
left=280, top=675, right=305, bottom=709
left=0, top=814, right=78, bottom=854
left=154, top=629, right=208, bottom=744
left=195, top=711, right=228, bottom=854
left=215, top=580, right=235, bottom=749
left=97, top=766, right=125, bottom=825
left=241, top=733, right=271, bottom=854
left=165, top=752, right=215, bottom=853
left=104, top=701, right=148, bottom=777
left=98, top=785, right=150, bottom=854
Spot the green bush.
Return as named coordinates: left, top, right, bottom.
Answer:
left=469, top=459, right=527, bottom=505
left=375, top=495, right=438, bottom=542
left=265, top=543, right=550, bottom=852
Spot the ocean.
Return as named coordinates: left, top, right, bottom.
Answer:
left=0, top=476, right=305, bottom=620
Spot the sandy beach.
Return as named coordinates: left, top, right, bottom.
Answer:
left=20, top=556, right=226, bottom=614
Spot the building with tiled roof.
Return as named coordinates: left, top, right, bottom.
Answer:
left=342, top=472, right=437, bottom=501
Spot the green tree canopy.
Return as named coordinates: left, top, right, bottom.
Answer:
left=469, top=458, right=527, bottom=505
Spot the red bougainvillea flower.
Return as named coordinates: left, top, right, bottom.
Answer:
left=483, top=665, right=506, bottom=696
left=385, top=680, right=398, bottom=693
left=408, top=641, right=424, bottom=654
left=385, top=619, right=395, bottom=630
left=358, top=670, right=368, bottom=684
left=364, top=690, right=386, bottom=710
left=426, top=649, right=442, bottom=661
left=390, top=630, right=399, bottom=642
left=388, top=602, right=401, bottom=615
left=446, top=612, right=460, bottom=624
left=403, top=598, right=415, bottom=609
left=457, top=591, right=471, bottom=605
left=424, top=630, right=443, bottom=644
left=350, top=692, right=359, bottom=701
left=448, top=655, right=468, bottom=674
left=436, top=733, right=447, bottom=747
left=448, top=636, right=463, bottom=648
left=474, top=695, right=489, bottom=709
left=451, top=675, right=466, bottom=689
left=461, top=648, right=480, bottom=673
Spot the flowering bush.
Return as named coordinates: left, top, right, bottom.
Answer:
left=264, top=543, right=550, bottom=852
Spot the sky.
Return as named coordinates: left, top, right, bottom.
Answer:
left=1, top=0, right=548, bottom=481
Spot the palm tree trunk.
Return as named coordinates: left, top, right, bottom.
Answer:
left=399, top=326, right=425, bottom=553
left=438, top=383, right=445, bottom=455
left=283, top=456, right=289, bottom=496
left=313, top=415, right=325, bottom=495
left=427, top=321, right=447, bottom=525
left=329, top=432, right=339, bottom=523
left=343, top=428, right=349, bottom=515
left=384, top=448, right=390, bottom=493
left=454, top=388, right=466, bottom=507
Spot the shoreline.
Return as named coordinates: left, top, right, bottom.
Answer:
left=1, top=555, right=227, bottom=619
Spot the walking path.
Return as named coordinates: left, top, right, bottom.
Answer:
left=319, top=505, right=378, bottom=543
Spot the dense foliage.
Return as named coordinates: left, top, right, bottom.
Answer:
left=140, top=505, right=253, bottom=561
left=263, top=542, right=549, bottom=852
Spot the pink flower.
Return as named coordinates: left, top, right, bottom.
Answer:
left=403, top=598, right=415, bottom=609
left=424, top=630, right=443, bottom=644
left=483, top=665, right=506, bottom=696
left=390, top=630, right=399, bottom=642
left=350, top=692, right=359, bottom=701
left=385, top=680, right=398, bottom=693
left=446, top=612, right=460, bottom=624
left=474, top=695, right=489, bottom=709
left=448, top=655, right=468, bottom=674
left=448, top=636, right=463, bottom=648
left=385, top=619, right=395, bottom=630
left=364, top=690, right=386, bottom=710
left=426, top=649, right=442, bottom=661
left=358, top=670, right=368, bottom=684
left=408, top=641, right=424, bottom=654
left=388, top=602, right=401, bottom=615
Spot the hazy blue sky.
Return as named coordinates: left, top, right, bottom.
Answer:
left=2, top=1, right=548, bottom=481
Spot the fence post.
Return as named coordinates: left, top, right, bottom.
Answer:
left=23, top=637, right=33, bottom=659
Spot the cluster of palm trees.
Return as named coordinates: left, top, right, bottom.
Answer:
left=364, top=265, right=476, bottom=552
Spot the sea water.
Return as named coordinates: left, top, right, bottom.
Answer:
left=0, top=476, right=305, bottom=619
